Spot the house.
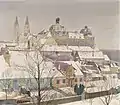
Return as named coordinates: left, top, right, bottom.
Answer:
left=53, top=61, right=84, bottom=88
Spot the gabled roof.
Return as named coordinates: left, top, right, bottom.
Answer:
left=45, top=53, right=73, bottom=61
left=54, top=61, right=69, bottom=71
left=59, top=61, right=83, bottom=76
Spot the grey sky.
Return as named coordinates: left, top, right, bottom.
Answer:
left=0, top=0, right=119, bottom=49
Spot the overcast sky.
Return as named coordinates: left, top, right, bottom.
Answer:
left=0, top=0, right=119, bottom=49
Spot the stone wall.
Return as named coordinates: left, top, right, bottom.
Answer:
left=19, top=89, right=115, bottom=105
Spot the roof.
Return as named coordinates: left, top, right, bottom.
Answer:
left=78, top=51, right=104, bottom=59
left=0, top=50, right=63, bottom=79
left=60, top=61, right=83, bottom=76
left=68, top=46, right=100, bottom=52
left=46, top=53, right=73, bottom=61
left=41, top=45, right=101, bottom=52
left=41, top=45, right=72, bottom=52
left=0, top=42, right=17, bottom=48
left=100, top=65, right=110, bottom=72
left=104, top=54, right=110, bottom=61
left=54, top=62, right=70, bottom=71
left=35, top=61, right=63, bottom=78
left=68, top=46, right=93, bottom=51
left=82, top=65, right=99, bottom=74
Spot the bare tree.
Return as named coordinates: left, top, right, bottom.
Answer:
left=14, top=42, right=59, bottom=105
left=0, top=69, right=13, bottom=100
left=99, top=75, right=117, bottom=105
left=84, top=75, right=95, bottom=105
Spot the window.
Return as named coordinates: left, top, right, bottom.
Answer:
left=75, top=78, right=77, bottom=82
left=80, top=78, right=82, bottom=82
left=56, top=80, right=60, bottom=84
left=63, top=79, right=65, bottom=83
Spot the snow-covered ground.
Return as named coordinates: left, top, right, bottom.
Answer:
left=0, top=91, right=19, bottom=100
left=30, top=87, right=75, bottom=101
left=0, top=87, right=75, bottom=101
left=59, top=94, right=120, bottom=105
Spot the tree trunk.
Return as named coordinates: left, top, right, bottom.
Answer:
left=38, top=64, right=41, bottom=105
left=5, top=88, right=7, bottom=100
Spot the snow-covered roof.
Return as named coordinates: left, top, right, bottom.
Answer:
left=84, top=75, right=120, bottom=93
left=60, top=61, right=83, bottom=76
left=41, top=45, right=72, bottom=52
left=0, top=57, right=29, bottom=79
left=47, top=31, right=52, bottom=37
left=100, top=65, right=110, bottom=72
left=41, top=45, right=101, bottom=53
left=104, top=54, right=110, bottom=61
left=45, top=52, right=73, bottom=61
left=68, top=46, right=92, bottom=51
left=0, top=50, right=63, bottom=79
left=68, top=46, right=100, bottom=52
left=40, top=39, right=46, bottom=44
left=78, top=51, right=104, bottom=59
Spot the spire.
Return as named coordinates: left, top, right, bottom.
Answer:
left=24, top=16, right=30, bottom=36
left=25, top=16, right=29, bottom=25
left=14, top=16, right=19, bottom=26
left=14, top=16, right=20, bottom=43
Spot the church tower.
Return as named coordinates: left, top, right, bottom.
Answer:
left=14, top=16, right=20, bottom=43
left=24, top=16, right=30, bottom=36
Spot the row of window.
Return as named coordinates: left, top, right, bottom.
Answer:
left=56, top=78, right=83, bottom=84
